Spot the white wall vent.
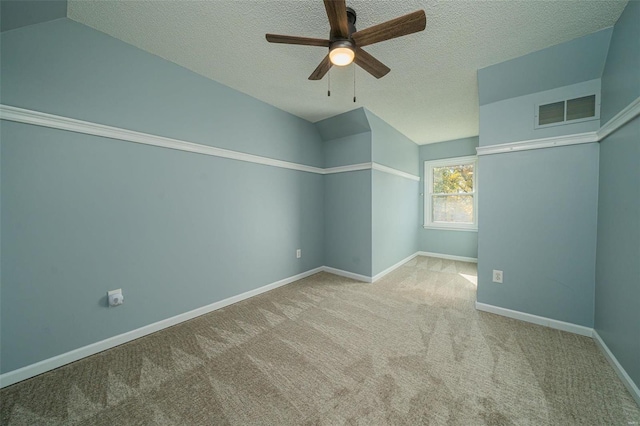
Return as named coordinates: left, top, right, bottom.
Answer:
left=535, top=94, right=599, bottom=128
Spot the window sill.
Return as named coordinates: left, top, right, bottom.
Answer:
left=423, top=226, right=478, bottom=232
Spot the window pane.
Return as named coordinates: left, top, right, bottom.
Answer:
left=432, top=195, right=474, bottom=223
left=433, top=164, right=474, bottom=194
left=539, top=101, right=564, bottom=125
left=566, top=95, right=596, bottom=121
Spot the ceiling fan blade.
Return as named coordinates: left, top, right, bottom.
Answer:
left=309, top=54, right=333, bottom=80
left=354, top=48, right=390, bottom=79
left=266, top=34, right=330, bottom=47
left=352, top=10, right=426, bottom=47
left=323, top=0, right=349, bottom=39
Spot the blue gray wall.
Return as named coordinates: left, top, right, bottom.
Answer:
left=372, top=170, right=418, bottom=276
left=315, top=107, right=370, bottom=143
left=600, top=1, right=640, bottom=125
left=367, top=110, right=419, bottom=175
left=476, top=31, right=604, bottom=327
left=366, top=111, right=419, bottom=276
left=0, top=18, right=325, bottom=373
left=477, top=3, right=640, bottom=389
left=318, top=110, right=373, bottom=276
left=477, top=145, right=599, bottom=326
left=1, top=18, right=426, bottom=373
left=324, top=170, right=373, bottom=277
left=595, top=1, right=640, bottom=389
left=418, top=137, right=478, bottom=259
left=1, top=19, right=324, bottom=167
left=319, top=109, right=420, bottom=278
left=324, top=132, right=371, bottom=168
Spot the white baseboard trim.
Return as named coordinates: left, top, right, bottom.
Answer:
left=418, top=251, right=478, bottom=263
left=323, top=251, right=476, bottom=284
left=0, top=255, right=422, bottom=387
left=372, top=252, right=419, bottom=282
left=8, top=262, right=636, bottom=408
left=0, top=267, right=323, bottom=389
left=474, top=302, right=593, bottom=337
left=474, top=302, right=640, bottom=405
left=323, top=251, right=423, bottom=284
left=321, top=266, right=372, bottom=283
left=592, top=330, right=640, bottom=406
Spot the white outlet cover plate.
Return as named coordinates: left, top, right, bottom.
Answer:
left=108, top=289, right=124, bottom=306
left=492, top=270, right=503, bottom=283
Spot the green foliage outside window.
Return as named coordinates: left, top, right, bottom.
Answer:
left=433, top=164, right=474, bottom=194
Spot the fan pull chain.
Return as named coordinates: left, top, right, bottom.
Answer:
left=353, top=64, right=356, bottom=103
left=328, top=68, right=331, bottom=97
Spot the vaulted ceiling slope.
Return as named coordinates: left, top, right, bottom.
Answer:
left=315, top=108, right=370, bottom=141
left=11, top=1, right=631, bottom=145
left=0, top=0, right=67, bottom=32
left=478, top=27, right=613, bottom=106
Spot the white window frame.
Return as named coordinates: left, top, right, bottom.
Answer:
left=424, top=155, right=478, bottom=231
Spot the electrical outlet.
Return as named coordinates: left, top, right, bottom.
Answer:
left=296, top=249, right=301, bottom=259
left=492, top=270, right=503, bottom=283
left=108, top=289, right=124, bottom=307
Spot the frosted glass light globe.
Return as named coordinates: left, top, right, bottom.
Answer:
left=329, top=47, right=355, bottom=66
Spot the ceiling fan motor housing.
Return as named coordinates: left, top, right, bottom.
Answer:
left=328, top=7, right=356, bottom=63
left=329, top=7, right=356, bottom=40
left=330, top=39, right=354, bottom=51
left=346, top=7, right=357, bottom=36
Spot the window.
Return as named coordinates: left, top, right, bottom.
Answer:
left=424, top=156, right=477, bottom=231
left=535, top=94, right=599, bottom=128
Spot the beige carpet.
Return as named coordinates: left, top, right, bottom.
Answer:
left=1, top=256, right=639, bottom=425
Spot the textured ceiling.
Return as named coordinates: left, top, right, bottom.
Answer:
left=67, top=0, right=627, bottom=145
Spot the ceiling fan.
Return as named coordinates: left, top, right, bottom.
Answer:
left=266, top=0, right=426, bottom=80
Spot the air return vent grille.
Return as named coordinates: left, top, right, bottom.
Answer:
left=566, top=95, right=597, bottom=121
left=539, top=101, right=565, bottom=126
left=536, top=94, right=598, bottom=128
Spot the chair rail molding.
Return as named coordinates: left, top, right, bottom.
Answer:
left=478, top=95, right=640, bottom=156
left=597, top=96, right=640, bottom=141
left=477, top=132, right=598, bottom=156
left=0, top=104, right=419, bottom=181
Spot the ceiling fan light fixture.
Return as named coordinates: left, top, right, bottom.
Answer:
left=266, top=2, right=426, bottom=80
left=329, top=41, right=355, bottom=66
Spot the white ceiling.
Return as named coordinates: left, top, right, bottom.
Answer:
left=67, top=0, right=627, bottom=145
